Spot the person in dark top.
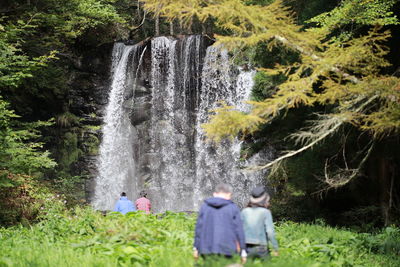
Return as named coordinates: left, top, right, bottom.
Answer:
left=193, top=183, right=247, bottom=263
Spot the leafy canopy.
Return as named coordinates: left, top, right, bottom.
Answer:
left=0, top=99, right=56, bottom=187
left=0, top=20, right=56, bottom=89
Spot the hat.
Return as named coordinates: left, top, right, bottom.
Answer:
left=250, top=186, right=267, bottom=203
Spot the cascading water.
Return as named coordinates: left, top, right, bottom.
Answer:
left=93, top=36, right=269, bottom=212
left=193, top=46, right=259, bottom=208
left=92, top=44, right=138, bottom=211
left=147, top=36, right=203, bottom=211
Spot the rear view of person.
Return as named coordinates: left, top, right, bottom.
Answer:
left=241, top=186, right=279, bottom=258
left=114, top=192, right=136, bottom=214
left=193, top=183, right=247, bottom=263
left=135, top=190, right=151, bottom=214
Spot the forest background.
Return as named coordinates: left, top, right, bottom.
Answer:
left=0, top=0, right=399, bottom=231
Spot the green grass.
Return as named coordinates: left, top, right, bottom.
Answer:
left=0, top=206, right=399, bottom=267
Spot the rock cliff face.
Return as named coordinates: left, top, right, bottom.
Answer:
left=64, top=43, right=114, bottom=200
left=85, top=35, right=271, bottom=212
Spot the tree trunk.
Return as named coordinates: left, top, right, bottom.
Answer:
left=155, top=15, right=160, bottom=36
left=170, top=21, right=174, bottom=36
left=366, top=138, right=399, bottom=227
left=378, top=157, right=391, bottom=226
left=187, top=17, right=193, bottom=34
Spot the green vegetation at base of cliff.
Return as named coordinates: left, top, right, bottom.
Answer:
left=0, top=207, right=399, bottom=267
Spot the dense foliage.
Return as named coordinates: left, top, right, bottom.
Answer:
left=0, top=0, right=151, bottom=224
left=0, top=208, right=399, bottom=266
left=0, top=96, right=55, bottom=224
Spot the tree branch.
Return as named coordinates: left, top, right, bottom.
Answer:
left=248, top=95, right=379, bottom=171
left=247, top=116, right=343, bottom=171
left=273, top=35, right=359, bottom=84
left=130, top=10, right=147, bottom=32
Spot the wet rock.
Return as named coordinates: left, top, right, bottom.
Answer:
left=129, top=95, right=152, bottom=125
left=135, top=85, right=152, bottom=96
left=65, top=43, right=114, bottom=203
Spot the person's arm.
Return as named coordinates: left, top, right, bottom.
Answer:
left=233, top=206, right=247, bottom=261
left=264, top=210, right=279, bottom=253
left=194, top=204, right=205, bottom=257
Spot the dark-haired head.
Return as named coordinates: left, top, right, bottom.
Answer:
left=248, top=186, right=270, bottom=209
left=121, top=192, right=127, bottom=197
left=140, top=190, right=147, bottom=198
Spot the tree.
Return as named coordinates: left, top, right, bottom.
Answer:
left=0, top=98, right=56, bottom=225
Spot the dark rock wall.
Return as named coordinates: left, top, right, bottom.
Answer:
left=66, top=43, right=114, bottom=201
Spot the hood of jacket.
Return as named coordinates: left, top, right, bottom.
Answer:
left=204, top=197, right=232, bottom=208
left=120, top=196, right=128, bottom=201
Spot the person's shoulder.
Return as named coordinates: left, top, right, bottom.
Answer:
left=240, top=207, right=248, bottom=216
left=199, top=201, right=208, bottom=208
left=199, top=200, right=211, bottom=211
left=263, top=208, right=272, bottom=216
left=241, top=207, right=251, bottom=213
left=228, top=201, right=241, bottom=211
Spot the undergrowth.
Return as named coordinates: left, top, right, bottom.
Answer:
left=0, top=205, right=399, bottom=267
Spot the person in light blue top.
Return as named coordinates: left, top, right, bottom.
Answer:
left=241, top=186, right=279, bottom=258
left=114, top=192, right=136, bottom=214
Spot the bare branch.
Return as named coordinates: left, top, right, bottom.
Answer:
left=248, top=94, right=379, bottom=171
left=247, top=116, right=343, bottom=171
left=130, top=10, right=147, bottom=32
left=312, top=140, right=375, bottom=196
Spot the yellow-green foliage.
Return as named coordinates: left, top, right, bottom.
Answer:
left=308, top=0, right=399, bottom=31
left=202, top=102, right=265, bottom=142
left=141, top=0, right=400, bottom=140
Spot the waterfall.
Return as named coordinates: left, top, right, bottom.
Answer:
left=93, top=36, right=268, bottom=212
left=92, top=44, right=138, bottom=211
left=193, top=46, right=259, bottom=208
left=148, top=36, right=202, bottom=211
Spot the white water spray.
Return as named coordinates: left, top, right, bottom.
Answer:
left=92, top=44, right=138, bottom=210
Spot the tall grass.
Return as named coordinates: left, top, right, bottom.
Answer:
left=0, top=206, right=398, bottom=267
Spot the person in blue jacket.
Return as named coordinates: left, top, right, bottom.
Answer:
left=114, top=192, right=136, bottom=214
left=193, top=183, right=247, bottom=263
